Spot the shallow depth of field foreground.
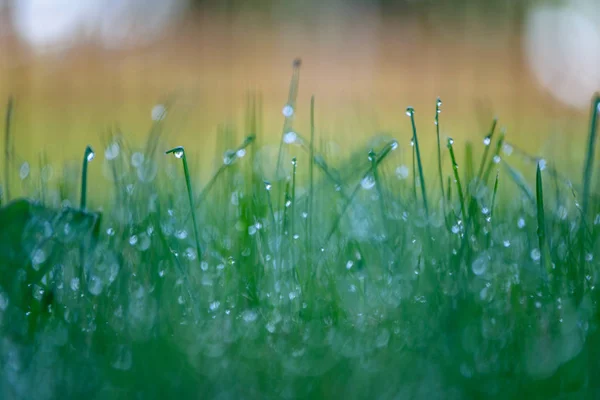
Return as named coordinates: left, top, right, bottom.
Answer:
left=1, top=66, right=600, bottom=398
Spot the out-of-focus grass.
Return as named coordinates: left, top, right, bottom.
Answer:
left=0, top=63, right=599, bottom=399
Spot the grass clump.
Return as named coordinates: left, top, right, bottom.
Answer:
left=0, top=65, right=600, bottom=399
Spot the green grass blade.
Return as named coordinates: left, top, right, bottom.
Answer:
left=536, top=163, right=548, bottom=273
left=407, top=107, right=429, bottom=218
left=476, top=118, right=498, bottom=183
left=580, top=93, right=599, bottom=282
left=435, top=98, right=447, bottom=222
left=276, top=59, right=302, bottom=180
left=80, top=146, right=95, bottom=210
left=3, top=96, right=14, bottom=204
left=447, top=138, right=466, bottom=220
left=166, top=146, right=202, bottom=261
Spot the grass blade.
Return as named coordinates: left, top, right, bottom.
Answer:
left=407, top=107, right=429, bottom=218
left=80, top=146, right=95, bottom=210
left=580, top=93, right=599, bottom=283
left=435, top=98, right=447, bottom=222
left=166, top=146, right=202, bottom=261
left=3, top=97, right=14, bottom=205
left=536, top=163, right=548, bottom=273
left=447, top=138, right=466, bottom=220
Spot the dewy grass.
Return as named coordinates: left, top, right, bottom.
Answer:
left=2, top=78, right=600, bottom=399
left=166, top=146, right=202, bottom=261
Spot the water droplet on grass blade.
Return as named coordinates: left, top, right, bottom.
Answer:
left=131, top=152, right=144, bottom=167
left=405, top=106, right=414, bottom=117
left=151, top=104, right=166, bottom=121
left=502, top=143, right=513, bottom=156
left=283, top=131, right=297, bottom=144
left=19, top=162, right=30, bottom=180
left=223, top=150, right=236, bottom=165
left=174, top=150, right=183, bottom=159
left=70, top=277, right=80, bottom=291
left=105, top=142, right=120, bottom=160
left=282, top=105, right=294, bottom=117
left=538, top=159, right=547, bottom=170
left=361, top=175, right=376, bottom=190
left=395, top=165, right=409, bottom=179
left=87, top=151, right=95, bottom=162
left=264, top=181, right=272, bottom=191
left=483, top=136, right=491, bottom=146
left=493, top=155, right=501, bottom=164
left=209, top=301, right=220, bottom=311
left=242, top=309, right=258, bottom=323
left=530, top=248, right=541, bottom=261
left=236, top=148, right=246, bottom=158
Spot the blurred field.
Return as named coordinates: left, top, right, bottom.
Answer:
left=0, top=6, right=594, bottom=178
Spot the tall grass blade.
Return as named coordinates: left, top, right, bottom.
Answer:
left=435, top=98, right=447, bottom=222
left=80, top=146, right=95, bottom=210
left=536, top=163, right=548, bottom=272
left=407, top=107, right=429, bottom=218
left=447, top=138, right=466, bottom=220
left=3, top=97, right=14, bottom=204
left=276, top=58, right=302, bottom=180
left=166, top=146, right=202, bottom=261
left=580, top=93, right=599, bottom=286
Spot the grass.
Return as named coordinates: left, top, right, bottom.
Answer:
left=0, top=63, right=599, bottom=399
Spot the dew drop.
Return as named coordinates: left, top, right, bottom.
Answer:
left=585, top=253, right=594, bottom=262
left=223, top=150, right=236, bottom=165
left=264, top=181, right=272, bottom=191
left=483, top=137, right=491, bottom=146
left=87, top=151, right=95, bottom=162
left=70, top=277, right=80, bottom=292
left=538, top=159, right=547, bottom=171
left=236, top=148, right=246, bottom=158
left=129, top=235, right=138, bottom=246
left=131, top=152, right=144, bottom=168
left=493, top=155, right=501, bottom=164
left=151, top=104, right=166, bottom=121
left=88, top=276, right=104, bottom=296
left=283, top=131, right=297, bottom=144
left=530, top=248, right=541, bottom=261
left=105, top=142, right=120, bottom=160
left=242, top=309, right=258, bottom=323
left=346, top=260, right=354, bottom=270
left=517, top=218, right=526, bottom=229
left=447, top=138, right=454, bottom=146
left=395, top=165, right=409, bottom=180
left=472, top=253, right=490, bottom=276
left=19, top=162, right=30, bottom=180
left=174, top=150, right=183, bottom=159
left=282, top=105, right=294, bottom=117
left=503, top=240, right=511, bottom=247
left=175, top=230, right=188, bottom=240
left=361, top=175, right=376, bottom=190
left=209, top=301, right=220, bottom=311
left=502, top=144, right=513, bottom=156
left=405, top=106, right=414, bottom=117
left=185, top=247, right=197, bottom=261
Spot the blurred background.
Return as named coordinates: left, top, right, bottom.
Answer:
left=0, top=0, right=599, bottom=170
